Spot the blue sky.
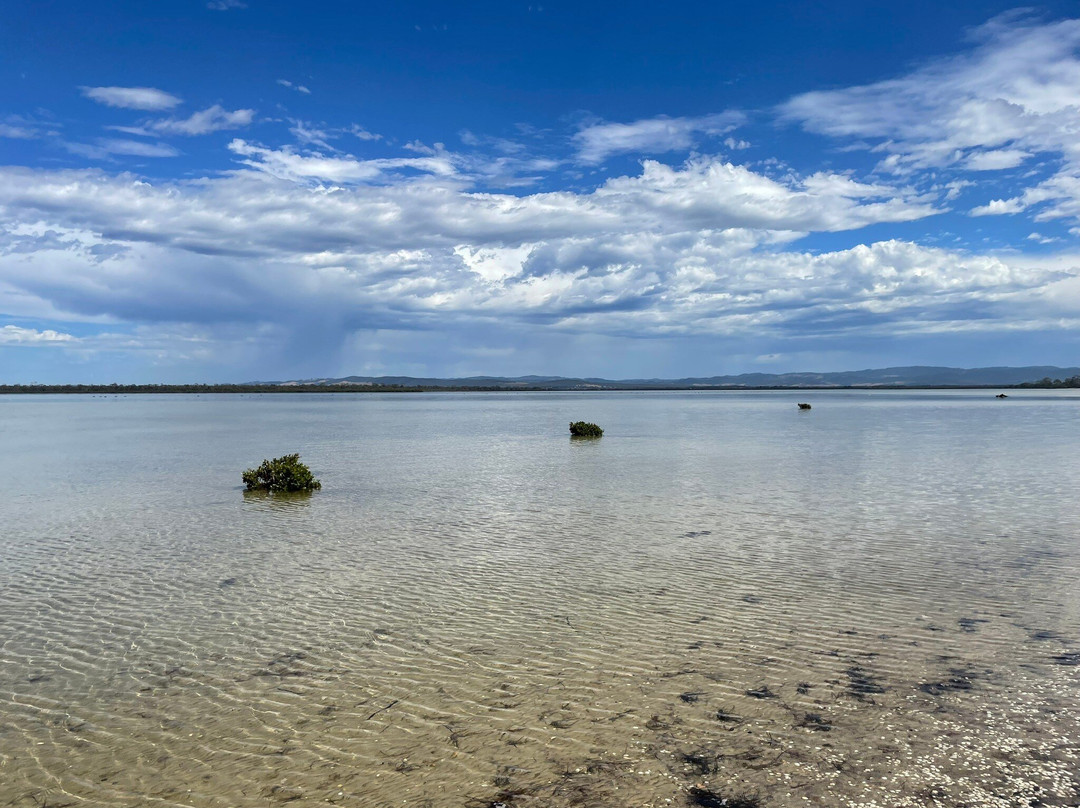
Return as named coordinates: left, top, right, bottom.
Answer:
left=3, top=1, right=1080, bottom=382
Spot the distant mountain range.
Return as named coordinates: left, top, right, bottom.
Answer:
left=256, top=366, right=1080, bottom=390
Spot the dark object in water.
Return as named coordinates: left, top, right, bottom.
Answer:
left=242, top=453, right=321, bottom=493
left=1050, top=651, right=1080, bottom=666
left=797, top=712, right=832, bottom=732
left=745, top=684, right=776, bottom=699
left=919, top=666, right=978, bottom=696
left=845, top=666, right=886, bottom=698
left=680, top=750, right=716, bottom=775
left=715, top=707, right=741, bottom=723
left=797, top=402, right=812, bottom=410
left=996, top=393, right=1008, bottom=398
left=679, top=691, right=705, bottom=703
left=688, top=786, right=762, bottom=808
left=569, top=421, right=603, bottom=437
left=1031, top=630, right=1061, bottom=641
left=645, top=715, right=671, bottom=730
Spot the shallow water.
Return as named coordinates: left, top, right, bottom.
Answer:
left=1, top=390, right=1078, bottom=808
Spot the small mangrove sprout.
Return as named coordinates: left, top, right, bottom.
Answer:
left=569, top=421, right=604, bottom=437
left=797, top=402, right=812, bottom=410
left=242, top=453, right=321, bottom=493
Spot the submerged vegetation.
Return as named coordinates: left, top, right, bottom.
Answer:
left=242, top=454, right=321, bottom=493
left=569, top=421, right=604, bottom=437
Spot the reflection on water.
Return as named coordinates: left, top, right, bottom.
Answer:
left=1, top=391, right=1078, bottom=807
left=242, top=488, right=316, bottom=508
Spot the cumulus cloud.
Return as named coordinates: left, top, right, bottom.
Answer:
left=151, top=105, right=255, bottom=136
left=574, top=112, right=745, bottom=163
left=970, top=197, right=1027, bottom=216
left=80, top=86, right=182, bottom=111
left=1, top=155, right=1062, bottom=357
left=0, top=325, right=77, bottom=345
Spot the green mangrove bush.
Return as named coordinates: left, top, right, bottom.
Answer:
left=569, top=421, right=604, bottom=438
left=242, top=453, right=321, bottom=493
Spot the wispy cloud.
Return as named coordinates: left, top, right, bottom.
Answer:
left=151, top=105, right=255, bottom=136
left=80, top=86, right=182, bottom=111
left=207, top=0, right=246, bottom=9
left=228, top=139, right=457, bottom=183
left=277, top=79, right=312, bottom=95
left=64, top=139, right=180, bottom=159
left=574, top=112, right=745, bottom=163
left=0, top=115, right=52, bottom=140
left=779, top=13, right=1080, bottom=214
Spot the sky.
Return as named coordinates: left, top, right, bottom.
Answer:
left=3, top=1, right=1080, bottom=382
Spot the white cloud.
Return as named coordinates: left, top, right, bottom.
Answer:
left=595, top=159, right=938, bottom=232
left=289, top=120, right=334, bottom=150
left=1, top=124, right=36, bottom=139
left=779, top=14, right=1080, bottom=173
left=227, top=139, right=458, bottom=183
left=152, top=105, right=255, bottom=136
left=64, top=139, right=180, bottom=159
left=779, top=13, right=1080, bottom=226
left=0, top=156, right=1041, bottom=352
left=942, top=180, right=974, bottom=201
left=970, top=197, right=1027, bottom=216
left=277, top=79, right=312, bottom=94
left=207, top=0, right=246, bottom=9
left=574, top=112, right=745, bottom=163
left=80, top=86, right=182, bottom=111
left=970, top=173, right=1080, bottom=221
left=454, top=244, right=535, bottom=283
left=0, top=325, right=77, bottom=345
left=349, top=124, right=380, bottom=141
left=0, top=114, right=59, bottom=141
left=963, top=148, right=1032, bottom=170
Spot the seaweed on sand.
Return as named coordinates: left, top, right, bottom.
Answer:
left=688, top=786, right=763, bottom=808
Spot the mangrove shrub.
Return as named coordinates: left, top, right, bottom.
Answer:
left=569, top=421, right=604, bottom=437
left=242, top=453, right=321, bottom=493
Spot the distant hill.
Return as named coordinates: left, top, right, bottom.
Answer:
left=253, top=366, right=1080, bottom=390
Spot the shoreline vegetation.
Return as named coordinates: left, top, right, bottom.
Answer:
left=1, top=379, right=1079, bottom=395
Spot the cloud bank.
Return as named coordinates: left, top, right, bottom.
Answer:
left=5, top=12, right=1080, bottom=379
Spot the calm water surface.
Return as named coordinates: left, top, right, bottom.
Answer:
left=1, top=391, right=1078, bottom=808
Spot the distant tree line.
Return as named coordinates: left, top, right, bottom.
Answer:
left=0, top=383, right=427, bottom=394
left=1017, top=376, right=1080, bottom=389
left=0, top=383, right=562, bottom=394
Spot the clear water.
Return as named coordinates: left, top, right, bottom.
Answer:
left=1, top=390, right=1078, bottom=808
